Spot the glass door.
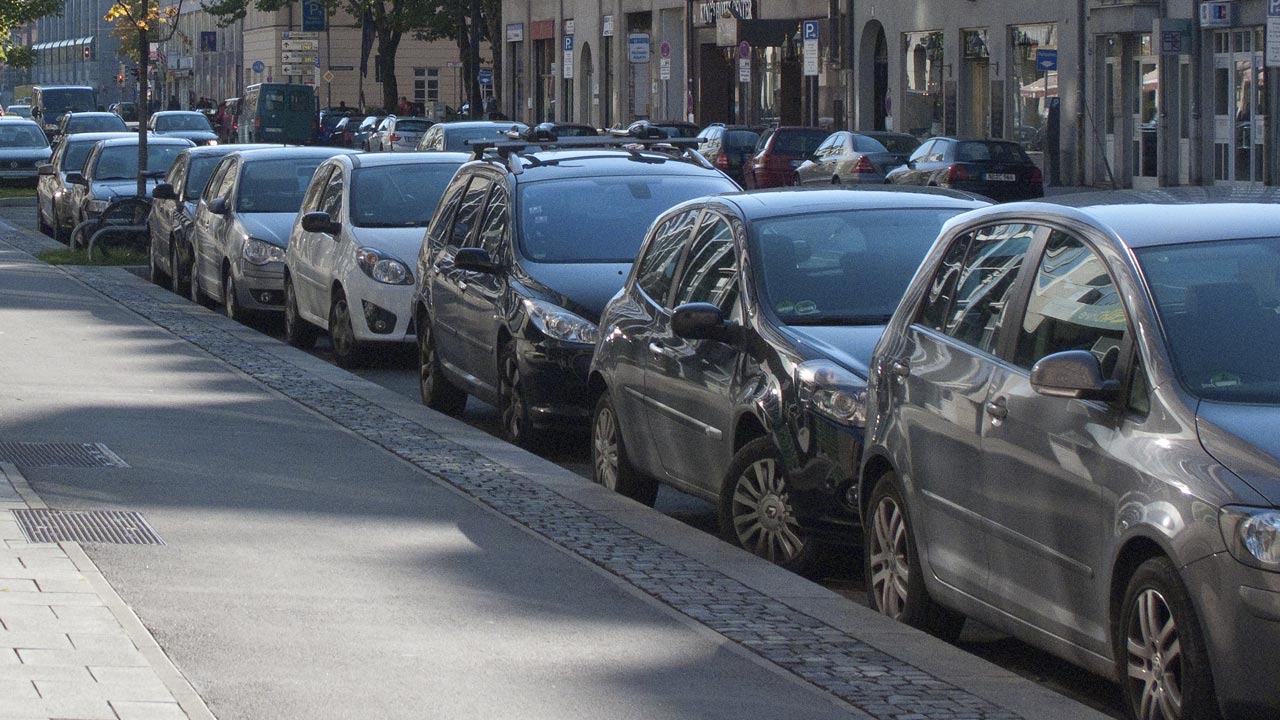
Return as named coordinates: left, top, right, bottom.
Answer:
left=1214, top=29, right=1269, bottom=185
left=1104, top=58, right=1118, bottom=176
left=1132, top=54, right=1159, bottom=188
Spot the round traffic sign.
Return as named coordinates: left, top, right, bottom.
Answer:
left=659, top=41, right=672, bottom=59
left=738, top=40, right=750, bottom=59
left=252, top=60, right=265, bottom=74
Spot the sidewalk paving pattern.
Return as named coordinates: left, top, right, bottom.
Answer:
left=0, top=222, right=1101, bottom=720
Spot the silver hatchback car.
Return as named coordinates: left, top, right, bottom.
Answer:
left=861, top=188, right=1280, bottom=720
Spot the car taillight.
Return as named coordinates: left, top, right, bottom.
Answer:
left=852, top=156, right=876, bottom=174
left=946, top=164, right=969, bottom=183
left=1029, top=166, right=1044, bottom=185
left=714, top=153, right=729, bottom=170
left=389, top=133, right=400, bottom=142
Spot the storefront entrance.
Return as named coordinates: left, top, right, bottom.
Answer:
left=1131, top=51, right=1159, bottom=189
left=1213, top=29, right=1268, bottom=185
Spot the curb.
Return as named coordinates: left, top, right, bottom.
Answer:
left=0, top=196, right=37, bottom=208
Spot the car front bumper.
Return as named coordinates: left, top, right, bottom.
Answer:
left=343, top=275, right=415, bottom=344
left=784, top=413, right=863, bottom=540
left=236, top=260, right=286, bottom=312
left=514, top=336, right=595, bottom=429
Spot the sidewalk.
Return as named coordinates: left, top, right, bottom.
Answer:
left=0, top=217, right=1111, bottom=720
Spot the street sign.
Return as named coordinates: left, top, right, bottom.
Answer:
left=1270, top=16, right=1280, bottom=65
left=1200, top=1, right=1233, bottom=27
left=802, top=20, right=819, bottom=77
left=629, top=33, right=650, bottom=63
left=564, top=35, right=574, bottom=79
left=251, top=60, right=265, bottom=74
left=738, top=58, right=750, bottom=82
left=478, top=69, right=493, bottom=86
left=660, top=41, right=672, bottom=60
left=329, top=65, right=354, bottom=71
left=301, top=0, right=325, bottom=32
left=738, top=40, right=750, bottom=60
left=659, top=57, right=671, bottom=80
left=1036, top=49, right=1058, bottom=72
left=282, top=39, right=317, bottom=52
left=281, top=64, right=311, bottom=75
left=282, top=52, right=318, bottom=64
left=322, top=70, right=334, bottom=83
left=1272, top=0, right=1280, bottom=16
left=280, top=31, right=318, bottom=40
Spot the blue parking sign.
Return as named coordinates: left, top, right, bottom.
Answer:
left=1036, top=49, right=1058, bottom=72
left=1271, top=0, right=1280, bottom=17
left=803, top=20, right=819, bottom=41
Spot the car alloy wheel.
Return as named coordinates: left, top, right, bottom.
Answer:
left=283, top=277, right=318, bottom=350
left=499, top=342, right=539, bottom=449
left=328, top=290, right=363, bottom=368
left=169, top=241, right=186, bottom=296
left=1126, top=589, right=1183, bottom=720
left=222, top=269, right=243, bottom=322
left=732, top=458, right=803, bottom=564
left=868, top=492, right=910, bottom=619
left=417, top=316, right=466, bottom=414
left=589, top=394, right=657, bottom=505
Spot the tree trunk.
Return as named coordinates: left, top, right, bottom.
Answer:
left=377, top=30, right=402, bottom=113
left=483, top=0, right=501, bottom=107
left=136, top=28, right=149, bottom=199
left=468, top=0, right=481, bottom=119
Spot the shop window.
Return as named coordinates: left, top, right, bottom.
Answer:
left=903, top=31, right=944, bottom=138
left=1010, top=24, right=1057, bottom=154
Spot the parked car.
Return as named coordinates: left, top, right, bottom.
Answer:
left=531, top=122, right=598, bottom=138
left=416, top=120, right=528, bottom=152
left=149, top=111, right=219, bottom=145
left=885, top=137, right=1043, bottom=202
left=588, top=188, right=988, bottom=570
left=0, top=118, right=51, bottom=185
left=237, top=83, right=316, bottom=145
left=624, top=120, right=699, bottom=139
left=329, top=116, right=360, bottom=148
left=351, top=115, right=384, bottom=150
left=282, top=152, right=469, bottom=366
left=316, top=109, right=353, bottom=145
left=54, top=112, right=128, bottom=145
left=36, top=131, right=135, bottom=241
left=861, top=187, right=1280, bottom=720
left=369, top=116, right=432, bottom=152
left=63, top=135, right=193, bottom=227
left=188, top=146, right=360, bottom=321
left=5, top=105, right=33, bottom=119
left=412, top=136, right=739, bottom=447
left=742, top=126, right=828, bottom=189
left=147, top=143, right=275, bottom=293
left=795, top=131, right=911, bottom=186
left=109, top=102, right=139, bottom=129
left=695, top=123, right=761, bottom=185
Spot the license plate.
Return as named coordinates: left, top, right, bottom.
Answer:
left=984, top=173, right=1017, bottom=182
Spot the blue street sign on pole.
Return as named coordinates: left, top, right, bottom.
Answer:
left=1035, top=49, right=1058, bottom=72
left=302, top=0, right=326, bottom=32
left=802, top=20, right=819, bottom=42
left=1271, top=0, right=1280, bottom=17
left=478, top=70, right=493, bottom=87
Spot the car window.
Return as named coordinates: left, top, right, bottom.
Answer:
left=957, top=141, right=1031, bottom=164
left=319, top=169, right=343, bottom=219
left=301, top=166, right=332, bottom=213
left=183, top=155, right=224, bottom=201
left=235, top=158, right=325, bottom=213
left=852, top=134, right=888, bottom=153
left=448, top=175, right=491, bottom=248
left=426, top=178, right=468, bottom=249
left=942, top=224, right=1037, bottom=355
left=635, top=208, right=700, bottom=305
left=673, top=213, right=737, bottom=312
left=916, top=233, right=972, bottom=332
left=471, top=185, right=509, bottom=260
left=164, top=154, right=188, bottom=187
left=202, top=159, right=232, bottom=203
left=1013, top=231, right=1128, bottom=378
left=349, top=161, right=461, bottom=228
left=774, top=130, right=828, bottom=156
left=908, top=140, right=934, bottom=163
left=927, top=140, right=949, bottom=163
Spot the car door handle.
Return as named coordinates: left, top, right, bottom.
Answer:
left=890, top=360, right=911, bottom=379
left=985, top=398, right=1008, bottom=420
left=648, top=342, right=676, bottom=359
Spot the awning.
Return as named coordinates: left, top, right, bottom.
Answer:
left=31, top=36, right=94, bottom=51
left=1019, top=75, right=1059, bottom=99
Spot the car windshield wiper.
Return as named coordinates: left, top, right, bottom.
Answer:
left=142, top=170, right=167, bottom=178
left=95, top=176, right=132, bottom=180
left=786, top=314, right=893, bottom=327
left=358, top=221, right=425, bottom=228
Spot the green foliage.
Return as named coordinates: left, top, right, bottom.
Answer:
left=0, top=0, right=63, bottom=63
left=38, top=247, right=150, bottom=266
left=0, top=185, right=36, bottom=199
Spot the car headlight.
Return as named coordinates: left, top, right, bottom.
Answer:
left=354, top=247, right=412, bottom=285
left=797, top=359, right=868, bottom=428
left=521, top=298, right=599, bottom=344
left=1220, top=506, right=1280, bottom=571
left=242, top=238, right=285, bottom=265
left=87, top=199, right=109, bottom=214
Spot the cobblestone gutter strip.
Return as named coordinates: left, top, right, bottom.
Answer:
left=37, top=256, right=1020, bottom=720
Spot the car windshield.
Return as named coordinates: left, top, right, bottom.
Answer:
left=519, top=175, right=737, bottom=263
left=42, top=89, right=96, bottom=114
left=184, top=155, right=223, bottom=200
left=772, top=130, right=828, bottom=156
left=957, top=141, right=1030, bottom=163
left=0, top=124, right=47, bottom=148
left=444, top=126, right=526, bottom=151
left=69, top=116, right=125, bottom=133
left=7, top=106, right=33, bottom=118
left=751, top=208, right=966, bottom=325
left=93, top=144, right=185, bottom=180
left=350, top=162, right=461, bottom=227
left=235, top=158, right=324, bottom=213
left=1137, top=237, right=1280, bottom=403
left=64, top=140, right=98, bottom=171
left=156, top=114, right=212, bottom=132
left=871, top=135, right=920, bottom=154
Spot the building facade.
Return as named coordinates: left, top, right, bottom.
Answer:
left=154, top=5, right=244, bottom=108
left=26, top=0, right=127, bottom=108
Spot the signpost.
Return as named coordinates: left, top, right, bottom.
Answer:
left=659, top=41, right=672, bottom=81
left=1035, top=49, right=1058, bottom=72
left=802, top=20, right=819, bottom=77
left=301, top=0, right=325, bottom=32
left=738, top=40, right=750, bottom=83
left=564, top=35, right=574, bottom=79
left=629, top=33, right=650, bottom=63
left=251, top=60, right=265, bottom=74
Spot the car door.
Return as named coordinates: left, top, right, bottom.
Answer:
left=882, top=222, right=1040, bottom=598
left=194, top=158, right=236, bottom=295
left=453, top=181, right=510, bottom=388
left=798, top=135, right=833, bottom=185
left=430, top=174, right=491, bottom=377
left=891, top=140, right=933, bottom=185
left=152, top=153, right=186, bottom=254
left=291, top=164, right=336, bottom=322
left=979, top=228, right=1135, bottom=654
left=829, top=132, right=853, bottom=182
left=923, top=139, right=953, bottom=185
left=38, top=141, right=64, bottom=226
left=643, top=210, right=742, bottom=491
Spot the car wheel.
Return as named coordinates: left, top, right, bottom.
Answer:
left=52, top=215, right=66, bottom=243
left=417, top=314, right=467, bottom=414
left=591, top=392, right=658, bottom=506
left=283, top=276, right=319, bottom=350
left=719, top=437, right=821, bottom=573
left=148, top=239, right=169, bottom=286
left=328, top=289, right=364, bottom=369
left=222, top=267, right=251, bottom=323
left=831, top=175, right=841, bottom=185
left=499, top=340, right=541, bottom=449
left=190, top=259, right=206, bottom=304
left=37, top=201, right=52, bottom=236
left=1119, top=557, right=1221, bottom=720
left=169, top=240, right=187, bottom=296
left=865, top=471, right=965, bottom=642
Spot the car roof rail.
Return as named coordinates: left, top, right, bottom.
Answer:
left=466, top=131, right=706, bottom=174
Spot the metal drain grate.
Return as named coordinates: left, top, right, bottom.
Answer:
left=12, top=509, right=163, bottom=545
left=0, top=442, right=128, bottom=468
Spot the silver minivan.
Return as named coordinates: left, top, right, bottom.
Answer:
left=861, top=189, right=1280, bottom=720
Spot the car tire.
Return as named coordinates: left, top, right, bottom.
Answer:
left=718, top=437, right=822, bottom=574
left=52, top=215, right=67, bottom=244
left=498, top=339, right=541, bottom=449
left=37, top=201, right=52, bottom=236
left=864, top=471, right=965, bottom=642
left=148, top=240, right=169, bottom=286
left=1118, top=557, right=1221, bottom=720
left=417, top=314, right=467, bottom=414
left=328, top=289, right=365, bottom=369
left=169, top=240, right=187, bottom=296
left=222, top=266, right=251, bottom=323
left=591, top=392, right=658, bottom=506
left=831, top=175, right=841, bottom=185
left=283, top=276, right=319, bottom=350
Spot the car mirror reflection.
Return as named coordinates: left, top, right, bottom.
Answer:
left=1030, top=350, right=1121, bottom=402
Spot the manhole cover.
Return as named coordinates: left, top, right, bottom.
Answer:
left=0, top=442, right=128, bottom=468
left=12, top=509, right=163, bottom=545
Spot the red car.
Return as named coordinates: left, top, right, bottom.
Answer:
left=742, top=126, right=829, bottom=189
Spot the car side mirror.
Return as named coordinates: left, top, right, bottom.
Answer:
left=301, top=211, right=340, bottom=235
left=37, top=164, right=55, bottom=176
left=65, top=172, right=86, bottom=186
left=454, top=246, right=496, bottom=274
left=1030, top=350, right=1121, bottom=402
left=151, top=183, right=177, bottom=200
left=672, top=302, right=737, bottom=343
left=208, top=197, right=229, bottom=215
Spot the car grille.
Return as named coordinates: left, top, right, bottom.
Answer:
left=2, top=159, right=37, bottom=169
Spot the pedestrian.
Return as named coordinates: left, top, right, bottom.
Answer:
left=168, top=94, right=180, bottom=111
left=338, top=100, right=347, bottom=112
left=397, top=96, right=409, bottom=115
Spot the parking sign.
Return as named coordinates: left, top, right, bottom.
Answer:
left=802, top=20, right=819, bottom=77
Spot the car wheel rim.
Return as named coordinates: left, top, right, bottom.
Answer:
left=592, top=405, right=619, bottom=491
left=1126, top=588, right=1184, bottom=720
left=501, top=354, right=524, bottom=441
left=731, top=458, right=804, bottom=564
left=332, top=299, right=353, bottom=357
left=418, top=325, right=436, bottom=397
left=869, top=495, right=910, bottom=619
left=284, top=282, right=299, bottom=335
left=170, top=245, right=182, bottom=293
left=223, top=274, right=236, bottom=319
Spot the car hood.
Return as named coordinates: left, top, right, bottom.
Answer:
left=238, top=213, right=297, bottom=248
left=516, top=261, right=632, bottom=323
left=1197, top=401, right=1280, bottom=505
left=349, top=225, right=426, bottom=262
left=777, top=325, right=886, bottom=380
left=93, top=177, right=161, bottom=199
left=156, top=130, right=218, bottom=142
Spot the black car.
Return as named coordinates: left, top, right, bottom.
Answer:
left=885, top=137, right=1043, bottom=202
left=696, top=123, right=762, bottom=185
left=54, top=112, right=128, bottom=144
left=413, top=134, right=739, bottom=448
left=588, top=188, right=989, bottom=571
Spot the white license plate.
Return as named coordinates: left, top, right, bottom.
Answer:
left=984, top=173, right=1017, bottom=182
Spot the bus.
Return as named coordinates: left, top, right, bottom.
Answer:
left=237, top=83, right=316, bottom=145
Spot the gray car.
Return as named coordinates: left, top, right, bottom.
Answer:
left=63, top=136, right=193, bottom=228
left=416, top=120, right=527, bottom=152
left=861, top=187, right=1280, bottom=720
left=0, top=118, right=51, bottom=184
left=794, top=131, right=910, bottom=186
left=149, top=111, right=219, bottom=146
left=36, top=131, right=135, bottom=242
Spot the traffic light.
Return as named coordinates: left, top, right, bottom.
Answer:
left=117, top=74, right=124, bottom=85
left=83, top=46, right=90, bottom=60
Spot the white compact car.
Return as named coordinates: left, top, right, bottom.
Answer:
left=283, top=151, right=468, bottom=367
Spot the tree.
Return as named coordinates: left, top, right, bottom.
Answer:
left=417, top=0, right=496, bottom=118
left=0, top=0, right=62, bottom=66
left=104, top=0, right=183, bottom=197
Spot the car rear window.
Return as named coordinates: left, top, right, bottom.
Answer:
left=724, top=130, right=760, bottom=151
left=853, top=135, right=889, bottom=153
left=395, top=120, right=431, bottom=133
left=69, top=116, right=126, bottom=133
left=772, top=130, right=828, bottom=156
left=263, top=88, right=313, bottom=112
left=957, top=141, right=1030, bottom=163
left=156, top=114, right=212, bottom=132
